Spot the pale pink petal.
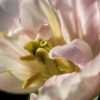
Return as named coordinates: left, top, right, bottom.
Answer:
left=0, top=0, right=20, bottom=32
left=52, top=0, right=100, bottom=46
left=37, top=24, right=53, bottom=40
left=60, top=53, right=100, bottom=100
left=38, top=54, right=100, bottom=100
left=76, top=0, right=100, bottom=46
left=57, top=10, right=70, bottom=43
left=20, top=0, right=48, bottom=33
left=52, top=0, right=80, bottom=39
left=43, top=73, right=76, bottom=88
left=49, top=39, right=93, bottom=67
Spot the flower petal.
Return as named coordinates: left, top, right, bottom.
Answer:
left=39, top=0, right=61, bottom=38
left=52, top=0, right=79, bottom=40
left=49, top=39, right=93, bottom=67
left=76, top=0, right=100, bottom=46
left=52, top=0, right=100, bottom=46
left=0, top=0, right=20, bottom=32
left=0, top=72, right=34, bottom=93
left=20, top=0, right=48, bottom=33
left=57, top=10, right=70, bottom=43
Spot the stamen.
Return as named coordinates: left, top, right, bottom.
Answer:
left=20, top=55, right=35, bottom=61
left=35, top=48, right=49, bottom=62
left=22, top=38, right=80, bottom=90
left=24, top=40, right=39, bottom=54
left=40, top=40, right=47, bottom=47
left=44, top=59, right=60, bottom=76
left=22, top=73, right=46, bottom=89
left=55, top=57, right=80, bottom=73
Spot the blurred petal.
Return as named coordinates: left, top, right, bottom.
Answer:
left=0, top=0, right=20, bottom=32
left=20, top=0, right=48, bottom=33
left=0, top=33, right=28, bottom=57
left=0, top=72, right=34, bottom=94
left=37, top=24, right=53, bottom=40
left=49, top=39, right=93, bottom=67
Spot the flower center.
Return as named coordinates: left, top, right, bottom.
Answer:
left=21, top=38, right=80, bottom=90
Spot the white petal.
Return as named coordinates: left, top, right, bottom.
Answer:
left=0, top=72, right=34, bottom=94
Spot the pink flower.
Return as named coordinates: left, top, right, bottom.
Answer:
left=29, top=0, right=100, bottom=99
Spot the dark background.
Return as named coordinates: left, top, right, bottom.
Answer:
left=0, top=91, right=29, bottom=100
